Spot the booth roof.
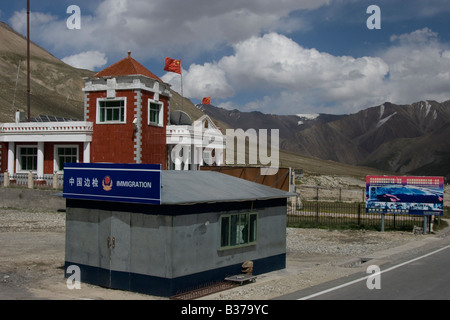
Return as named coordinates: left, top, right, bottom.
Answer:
left=161, top=171, right=295, bottom=205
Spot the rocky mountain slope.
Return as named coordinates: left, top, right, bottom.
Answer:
left=0, top=21, right=93, bottom=122
left=198, top=100, right=450, bottom=179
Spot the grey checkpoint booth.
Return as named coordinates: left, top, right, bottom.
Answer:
left=64, top=166, right=295, bottom=297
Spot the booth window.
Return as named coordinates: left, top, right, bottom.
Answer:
left=148, top=100, right=163, bottom=126
left=220, top=212, right=257, bottom=249
left=98, top=99, right=125, bottom=123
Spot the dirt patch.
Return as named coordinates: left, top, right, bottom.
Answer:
left=0, top=208, right=160, bottom=300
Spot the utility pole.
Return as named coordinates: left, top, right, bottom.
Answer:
left=27, top=0, right=31, bottom=122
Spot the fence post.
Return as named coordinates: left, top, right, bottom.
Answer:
left=4, top=172, right=9, bottom=187
left=315, top=200, right=319, bottom=223
left=53, top=172, right=59, bottom=189
left=358, top=203, right=361, bottom=225
left=27, top=171, right=33, bottom=189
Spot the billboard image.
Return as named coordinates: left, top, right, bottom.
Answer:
left=366, top=176, right=444, bottom=216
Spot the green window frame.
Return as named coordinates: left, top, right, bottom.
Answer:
left=56, top=147, right=78, bottom=172
left=220, top=212, right=257, bottom=249
left=19, top=147, right=37, bottom=172
left=148, top=100, right=163, bottom=126
left=98, top=99, right=125, bottom=123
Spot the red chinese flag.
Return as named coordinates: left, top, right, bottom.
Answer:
left=164, top=57, right=181, bottom=74
left=202, top=97, right=211, bottom=105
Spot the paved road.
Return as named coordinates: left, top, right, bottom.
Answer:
left=277, top=235, right=450, bottom=300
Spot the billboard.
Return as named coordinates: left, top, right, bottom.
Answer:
left=63, top=163, right=161, bottom=205
left=366, top=176, right=444, bottom=216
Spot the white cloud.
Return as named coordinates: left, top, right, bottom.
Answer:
left=184, top=33, right=390, bottom=114
left=62, top=51, right=108, bottom=70
left=9, top=9, right=58, bottom=33
left=8, top=0, right=334, bottom=61
left=390, top=27, right=439, bottom=45
left=381, top=28, right=450, bottom=105
left=8, top=2, right=450, bottom=115
left=178, top=30, right=450, bottom=115
left=220, top=33, right=389, bottom=92
left=161, top=63, right=234, bottom=100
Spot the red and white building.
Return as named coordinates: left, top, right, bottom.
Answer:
left=0, top=114, right=92, bottom=178
left=0, top=53, right=224, bottom=183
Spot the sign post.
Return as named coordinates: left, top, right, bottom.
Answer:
left=424, top=216, right=428, bottom=234
left=63, top=163, right=161, bottom=205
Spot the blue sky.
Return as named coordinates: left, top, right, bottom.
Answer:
left=2, top=0, right=450, bottom=115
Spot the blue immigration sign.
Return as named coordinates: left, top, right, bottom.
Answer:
left=63, top=163, right=161, bottom=205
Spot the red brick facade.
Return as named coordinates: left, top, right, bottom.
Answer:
left=0, top=142, right=6, bottom=173
left=86, top=89, right=168, bottom=169
left=84, top=53, right=170, bottom=169
left=87, top=90, right=136, bottom=164
left=140, top=91, right=169, bottom=168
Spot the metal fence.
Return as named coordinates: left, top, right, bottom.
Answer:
left=287, top=201, right=436, bottom=231
left=296, top=185, right=366, bottom=202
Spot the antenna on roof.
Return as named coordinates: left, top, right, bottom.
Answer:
left=27, top=0, right=31, bottom=122
left=12, top=60, right=21, bottom=112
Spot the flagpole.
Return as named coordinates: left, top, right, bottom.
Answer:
left=164, top=57, right=183, bottom=109
left=27, top=0, right=31, bottom=122
left=180, top=60, right=184, bottom=110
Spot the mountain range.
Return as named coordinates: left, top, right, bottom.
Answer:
left=1, top=21, right=448, bottom=179
left=197, top=100, right=450, bottom=179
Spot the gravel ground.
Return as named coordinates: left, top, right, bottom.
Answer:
left=205, top=227, right=435, bottom=300
left=0, top=207, right=443, bottom=300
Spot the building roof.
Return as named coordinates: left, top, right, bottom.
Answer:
left=94, top=51, right=162, bottom=81
left=170, top=110, right=192, bottom=125
left=160, top=171, right=295, bottom=205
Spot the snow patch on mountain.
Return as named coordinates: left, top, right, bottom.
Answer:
left=376, top=112, right=397, bottom=128
left=379, top=104, right=385, bottom=120
left=423, top=101, right=432, bottom=117
left=297, top=113, right=319, bottom=125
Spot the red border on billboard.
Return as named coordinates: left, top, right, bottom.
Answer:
left=366, top=176, right=444, bottom=216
